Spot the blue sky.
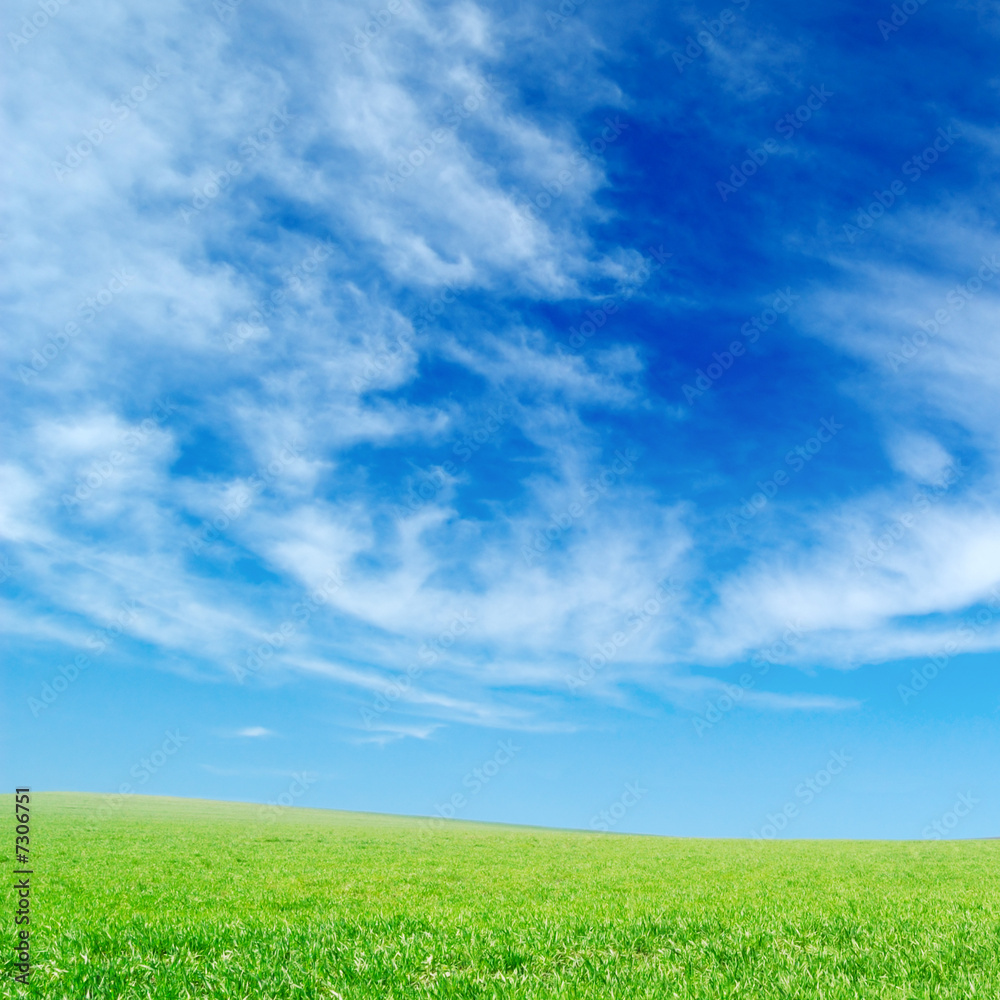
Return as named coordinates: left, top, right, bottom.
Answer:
left=2, top=0, right=999, bottom=839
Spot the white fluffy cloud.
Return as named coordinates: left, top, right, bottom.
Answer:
left=3, top=0, right=1000, bottom=738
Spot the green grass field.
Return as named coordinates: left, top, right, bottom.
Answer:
left=3, top=792, right=999, bottom=998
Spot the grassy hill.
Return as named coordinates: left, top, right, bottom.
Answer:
left=3, top=792, right=999, bottom=998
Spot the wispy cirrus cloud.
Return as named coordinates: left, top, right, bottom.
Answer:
left=3, top=0, right=999, bottom=751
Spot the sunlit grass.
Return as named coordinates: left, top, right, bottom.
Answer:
left=2, top=792, right=998, bottom=998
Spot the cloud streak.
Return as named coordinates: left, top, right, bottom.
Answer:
left=3, top=0, right=999, bottom=744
